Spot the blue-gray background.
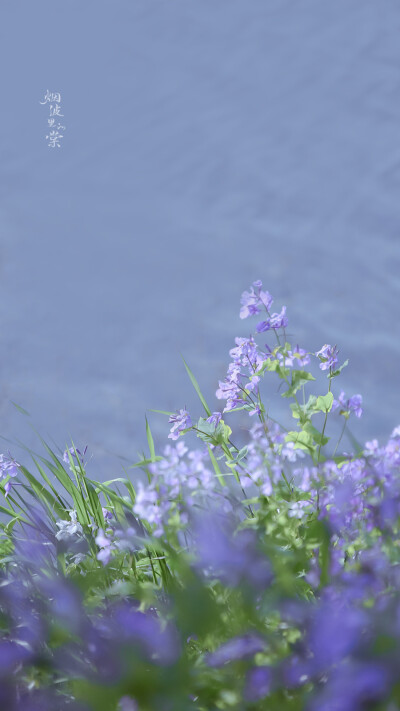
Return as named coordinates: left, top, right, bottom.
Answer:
left=1, top=1, right=399, bottom=479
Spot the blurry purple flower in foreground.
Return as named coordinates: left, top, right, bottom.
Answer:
left=118, top=697, right=138, bottom=711
left=310, top=661, right=389, bottom=711
left=193, top=514, right=272, bottom=589
left=315, top=344, right=339, bottom=371
left=95, top=528, right=113, bottom=565
left=168, top=409, right=192, bottom=440
left=244, top=666, right=272, bottom=702
left=112, top=603, right=180, bottom=666
left=206, top=633, right=265, bottom=667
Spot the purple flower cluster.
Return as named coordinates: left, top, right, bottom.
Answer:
left=239, top=421, right=304, bottom=498
left=133, top=441, right=223, bottom=536
left=216, top=336, right=265, bottom=414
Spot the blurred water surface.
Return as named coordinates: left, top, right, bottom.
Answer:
left=1, top=1, right=400, bottom=479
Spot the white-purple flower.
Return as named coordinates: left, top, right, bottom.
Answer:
left=55, top=510, right=83, bottom=541
left=168, top=409, right=192, bottom=440
left=315, top=344, right=339, bottom=371
left=0, top=453, right=21, bottom=479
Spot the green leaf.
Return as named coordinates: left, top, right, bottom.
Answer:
left=196, top=417, right=232, bottom=446
left=329, top=359, right=349, bottom=378
left=285, top=430, right=316, bottom=454
left=282, top=370, right=315, bottom=398
left=316, top=392, right=334, bottom=413
left=10, top=401, right=30, bottom=416
left=303, top=422, right=329, bottom=446
left=207, top=445, right=226, bottom=487
left=145, top=416, right=156, bottom=462
left=181, top=357, right=212, bottom=417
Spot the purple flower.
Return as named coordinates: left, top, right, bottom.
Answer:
left=310, top=662, right=389, bottom=711
left=95, top=528, right=113, bottom=565
left=193, top=514, right=272, bottom=589
left=332, top=391, right=363, bottom=418
left=102, top=507, right=113, bottom=522
left=4, top=480, right=14, bottom=497
left=0, top=453, right=20, bottom=479
left=63, top=445, right=88, bottom=467
left=315, top=344, right=339, bottom=371
left=256, top=306, right=288, bottom=333
left=277, top=345, right=310, bottom=368
left=308, top=601, right=367, bottom=671
left=118, top=698, right=138, bottom=711
left=240, top=281, right=273, bottom=319
left=55, top=510, right=83, bottom=541
left=206, top=633, right=265, bottom=667
left=112, top=603, right=180, bottom=666
left=244, top=666, right=272, bottom=702
left=168, top=408, right=192, bottom=440
left=206, top=412, right=222, bottom=427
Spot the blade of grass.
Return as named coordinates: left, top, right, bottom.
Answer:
left=207, top=445, right=226, bottom=487
left=181, top=357, right=211, bottom=417
left=145, top=417, right=156, bottom=462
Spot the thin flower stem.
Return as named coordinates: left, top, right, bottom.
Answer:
left=333, top=419, right=347, bottom=457
left=317, top=371, right=332, bottom=463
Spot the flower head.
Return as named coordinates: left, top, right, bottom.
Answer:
left=206, top=412, right=222, bottom=427
left=0, top=453, right=20, bottom=479
left=256, top=306, right=288, bottom=333
left=55, top=510, right=83, bottom=541
left=240, top=280, right=273, bottom=319
left=332, top=391, right=363, bottom=418
left=168, top=409, right=192, bottom=440
left=315, top=344, right=339, bottom=371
